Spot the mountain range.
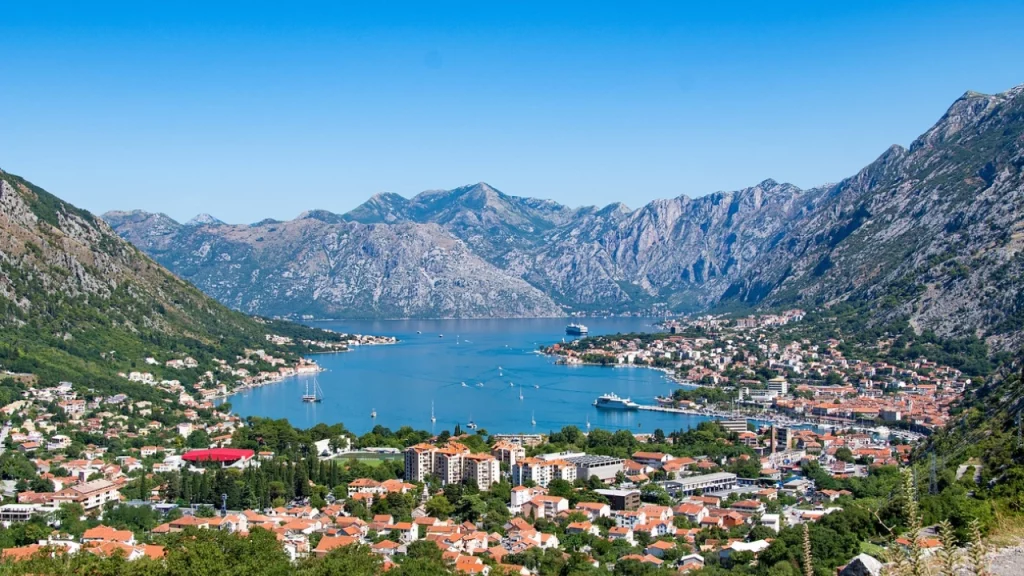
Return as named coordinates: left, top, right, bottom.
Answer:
left=97, top=83, right=1023, bottom=346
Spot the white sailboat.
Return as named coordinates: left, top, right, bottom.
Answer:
left=370, top=408, right=377, bottom=418
left=301, top=377, right=323, bottom=403
left=431, top=402, right=436, bottom=423
left=586, top=416, right=591, bottom=430
left=531, top=411, right=536, bottom=426
left=519, top=385, right=524, bottom=401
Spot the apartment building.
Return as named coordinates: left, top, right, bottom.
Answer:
left=511, top=457, right=577, bottom=488
left=491, top=441, right=526, bottom=468
left=463, top=453, right=501, bottom=490
left=51, top=479, right=121, bottom=511
left=403, top=442, right=501, bottom=490
left=404, top=444, right=435, bottom=483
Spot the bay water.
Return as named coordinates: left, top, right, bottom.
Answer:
left=226, top=318, right=713, bottom=435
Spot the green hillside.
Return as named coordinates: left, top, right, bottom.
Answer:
left=0, top=168, right=334, bottom=398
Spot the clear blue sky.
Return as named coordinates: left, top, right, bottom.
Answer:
left=1, top=1, right=1022, bottom=223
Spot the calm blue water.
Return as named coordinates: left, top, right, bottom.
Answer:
left=226, top=318, right=713, bottom=435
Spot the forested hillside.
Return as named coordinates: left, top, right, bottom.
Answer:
left=0, top=169, right=333, bottom=397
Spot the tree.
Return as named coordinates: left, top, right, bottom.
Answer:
left=425, top=495, right=454, bottom=519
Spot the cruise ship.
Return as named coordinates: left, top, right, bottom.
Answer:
left=565, top=323, right=589, bottom=336
left=593, top=392, right=639, bottom=410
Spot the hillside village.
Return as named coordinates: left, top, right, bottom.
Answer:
left=0, top=354, right=922, bottom=574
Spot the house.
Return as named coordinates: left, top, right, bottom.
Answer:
left=613, top=510, right=647, bottom=529
left=619, top=553, right=663, bottom=567
left=509, top=485, right=545, bottom=514
left=731, top=499, right=765, bottom=514
left=573, top=501, right=611, bottom=520
left=608, top=526, right=635, bottom=546
left=678, top=553, right=706, bottom=573
left=371, top=540, right=401, bottom=557
left=313, top=536, right=358, bottom=558
left=720, top=540, right=771, bottom=565
left=82, top=525, right=135, bottom=545
left=673, top=503, right=708, bottom=524
left=759, top=513, right=781, bottom=533
left=644, top=540, right=676, bottom=558
left=566, top=521, right=600, bottom=536
left=522, top=495, right=568, bottom=520
left=631, top=452, right=674, bottom=469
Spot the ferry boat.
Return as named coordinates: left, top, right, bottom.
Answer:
left=565, top=323, right=588, bottom=336
left=301, top=378, right=324, bottom=403
left=593, top=392, right=639, bottom=410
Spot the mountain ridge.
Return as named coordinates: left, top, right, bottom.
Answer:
left=102, top=83, right=1024, bottom=345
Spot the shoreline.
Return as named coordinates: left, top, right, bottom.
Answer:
left=540, top=349, right=694, bottom=386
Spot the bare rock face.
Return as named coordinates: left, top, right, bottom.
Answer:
left=104, top=84, right=1024, bottom=345
left=107, top=210, right=564, bottom=319
left=733, top=85, right=1024, bottom=346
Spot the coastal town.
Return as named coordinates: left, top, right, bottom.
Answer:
left=544, top=311, right=972, bottom=437
left=0, top=333, right=921, bottom=575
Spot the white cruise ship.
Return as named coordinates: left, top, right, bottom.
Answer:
left=592, top=392, right=639, bottom=410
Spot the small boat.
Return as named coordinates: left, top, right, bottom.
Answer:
left=509, top=381, right=514, bottom=388
left=370, top=409, right=377, bottom=418
left=534, top=384, right=539, bottom=389
left=417, top=330, right=422, bottom=334
left=519, top=385, right=524, bottom=401
left=531, top=411, right=536, bottom=426
left=431, top=402, right=436, bottom=423
left=467, top=419, right=477, bottom=430
left=439, top=334, right=444, bottom=338
left=461, top=382, right=468, bottom=388
left=586, top=416, right=591, bottom=430
left=476, top=382, right=484, bottom=387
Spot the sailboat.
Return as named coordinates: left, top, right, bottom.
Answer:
left=301, top=377, right=323, bottom=403
left=519, top=385, right=524, bottom=401
left=467, top=415, right=477, bottom=430
left=431, top=402, right=436, bottom=423
left=370, top=408, right=377, bottom=418
left=531, top=411, right=536, bottom=426
left=586, top=416, right=591, bottom=430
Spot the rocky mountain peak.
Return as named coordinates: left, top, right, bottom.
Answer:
left=185, top=213, right=224, bottom=226
left=296, top=209, right=345, bottom=224
left=913, top=84, right=1024, bottom=152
